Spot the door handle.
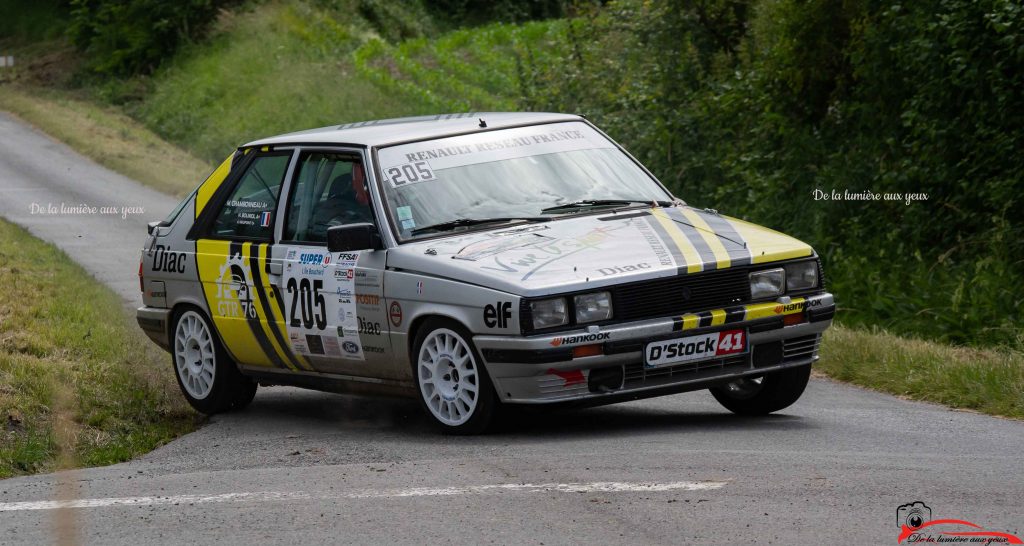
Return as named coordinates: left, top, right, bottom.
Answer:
left=266, top=261, right=283, bottom=275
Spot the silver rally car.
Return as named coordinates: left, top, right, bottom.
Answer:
left=137, top=112, right=835, bottom=433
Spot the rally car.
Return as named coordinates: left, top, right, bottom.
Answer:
left=137, top=112, right=835, bottom=433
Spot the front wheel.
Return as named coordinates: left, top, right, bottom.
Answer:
left=413, top=319, right=498, bottom=434
left=710, top=364, right=811, bottom=415
left=171, top=307, right=257, bottom=414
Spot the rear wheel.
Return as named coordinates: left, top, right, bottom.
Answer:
left=413, top=319, right=498, bottom=434
left=710, top=364, right=811, bottom=415
left=171, top=307, right=257, bottom=414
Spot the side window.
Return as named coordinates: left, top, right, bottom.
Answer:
left=211, top=153, right=290, bottom=239
left=284, top=152, right=373, bottom=243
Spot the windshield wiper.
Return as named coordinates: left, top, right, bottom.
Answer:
left=540, top=199, right=674, bottom=214
left=410, top=216, right=551, bottom=236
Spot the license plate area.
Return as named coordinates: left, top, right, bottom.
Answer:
left=644, top=329, right=747, bottom=368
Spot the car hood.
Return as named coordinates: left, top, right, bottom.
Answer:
left=387, top=206, right=814, bottom=297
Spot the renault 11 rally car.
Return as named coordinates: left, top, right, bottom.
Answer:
left=136, top=112, right=835, bottom=433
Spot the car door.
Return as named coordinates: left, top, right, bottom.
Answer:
left=269, top=149, right=396, bottom=379
left=193, top=149, right=307, bottom=372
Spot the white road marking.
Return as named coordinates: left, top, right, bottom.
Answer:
left=0, top=481, right=726, bottom=512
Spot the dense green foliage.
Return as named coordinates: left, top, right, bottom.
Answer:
left=67, top=0, right=229, bottom=76
left=521, top=0, right=1023, bottom=347
left=0, top=0, right=67, bottom=44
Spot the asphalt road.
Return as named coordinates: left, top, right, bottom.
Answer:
left=1, top=112, right=1022, bottom=545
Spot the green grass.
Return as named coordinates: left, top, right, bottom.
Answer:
left=134, top=2, right=427, bottom=163
left=130, top=2, right=571, bottom=162
left=818, top=324, right=1024, bottom=419
left=0, top=220, right=197, bottom=478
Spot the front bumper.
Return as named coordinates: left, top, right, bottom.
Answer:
left=475, top=292, right=835, bottom=404
left=137, top=306, right=172, bottom=351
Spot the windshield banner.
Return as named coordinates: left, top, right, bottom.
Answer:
left=377, top=122, right=614, bottom=188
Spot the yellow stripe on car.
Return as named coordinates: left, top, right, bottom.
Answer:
left=724, top=216, right=813, bottom=264
left=651, top=208, right=704, bottom=273
left=195, top=155, right=234, bottom=219
left=675, top=298, right=808, bottom=330
left=679, top=208, right=732, bottom=269
left=195, top=239, right=275, bottom=367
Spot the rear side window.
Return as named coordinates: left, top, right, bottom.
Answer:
left=283, top=152, right=373, bottom=243
left=211, top=153, right=290, bottom=239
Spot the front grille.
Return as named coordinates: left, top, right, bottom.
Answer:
left=520, top=258, right=821, bottom=335
left=623, top=354, right=749, bottom=389
left=782, top=334, right=821, bottom=361
left=611, top=268, right=749, bottom=321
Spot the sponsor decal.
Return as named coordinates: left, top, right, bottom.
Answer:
left=773, top=299, right=823, bottom=314
left=215, top=251, right=256, bottom=319
left=354, top=269, right=381, bottom=288
left=550, top=331, right=610, bottom=347
left=357, top=316, right=382, bottom=336
left=336, top=252, right=358, bottom=263
left=389, top=301, right=403, bottom=327
left=634, top=218, right=674, bottom=267
left=416, top=281, right=424, bottom=295
left=362, top=345, right=386, bottom=354
left=896, top=501, right=1022, bottom=544
left=342, top=341, right=360, bottom=354
left=645, top=329, right=745, bottom=367
left=483, top=301, right=512, bottom=329
left=597, top=262, right=650, bottom=276
left=151, top=245, right=186, bottom=274
left=545, top=368, right=586, bottom=387
left=305, top=334, right=325, bottom=355
left=299, top=253, right=325, bottom=266
left=356, top=294, right=381, bottom=306
left=454, top=234, right=554, bottom=261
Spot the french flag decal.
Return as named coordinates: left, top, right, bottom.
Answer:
left=260, top=211, right=272, bottom=227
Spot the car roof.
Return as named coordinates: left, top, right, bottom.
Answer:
left=243, top=112, right=584, bottom=149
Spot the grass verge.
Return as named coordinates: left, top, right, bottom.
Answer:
left=0, top=219, right=197, bottom=478
left=817, top=324, right=1024, bottom=419
left=0, top=84, right=211, bottom=197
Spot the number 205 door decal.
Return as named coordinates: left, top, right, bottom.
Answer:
left=281, top=248, right=364, bottom=360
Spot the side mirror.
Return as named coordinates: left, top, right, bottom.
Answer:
left=147, top=220, right=168, bottom=235
left=327, top=223, right=383, bottom=252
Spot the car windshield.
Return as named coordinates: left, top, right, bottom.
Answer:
left=376, top=121, right=672, bottom=241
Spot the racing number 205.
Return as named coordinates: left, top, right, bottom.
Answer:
left=286, top=278, right=326, bottom=330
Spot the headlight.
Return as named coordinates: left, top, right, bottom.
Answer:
left=750, top=268, right=785, bottom=299
left=574, top=291, right=612, bottom=323
left=785, top=261, right=818, bottom=291
left=530, top=297, right=568, bottom=329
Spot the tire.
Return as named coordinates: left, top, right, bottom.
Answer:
left=171, top=306, right=257, bottom=414
left=710, top=364, right=811, bottom=415
left=412, top=318, right=498, bottom=434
